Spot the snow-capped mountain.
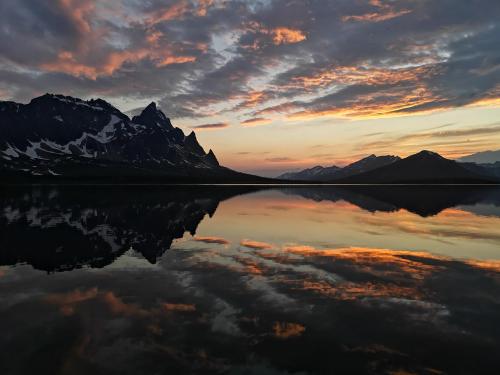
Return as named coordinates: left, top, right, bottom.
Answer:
left=0, top=94, right=244, bottom=180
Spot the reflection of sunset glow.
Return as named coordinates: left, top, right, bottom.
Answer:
left=102, top=291, right=149, bottom=317
left=45, top=287, right=98, bottom=316
left=283, top=246, right=440, bottom=280
left=163, top=303, right=196, bottom=312
left=273, top=322, right=305, bottom=338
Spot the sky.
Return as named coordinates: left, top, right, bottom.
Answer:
left=1, top=0, right=500, bottom=176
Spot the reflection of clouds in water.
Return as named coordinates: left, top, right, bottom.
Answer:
left=273, top=322, right=305, bottom=339
left=1, top=240, right=500, bottom=374
left=355, top=208, right=500, bottom=243
left=211, top=299, right=241, bottom=336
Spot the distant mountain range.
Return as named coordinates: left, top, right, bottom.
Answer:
left=0, top=94, right=266, bottom=183
left=458, top=150, right=500, bottom=164
left=278, top=154, right=400, bottom=181
left=279, top=151, right=500, bottom=184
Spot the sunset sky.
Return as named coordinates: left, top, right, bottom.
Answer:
left=1, top=0, right=500, bottom=176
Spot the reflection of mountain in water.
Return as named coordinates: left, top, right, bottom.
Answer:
left=2, top=186, right=500, bottom=272
left=281, top=186, right=500, bottom=217
left=0, top=187, right=255, bottom=272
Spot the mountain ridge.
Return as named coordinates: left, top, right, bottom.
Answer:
left=0, top=94, right=264, bottom=182
left=458, top=149, right=500, bottom=164
left=278, top=154, right=400, bottom=181
left=337, top=150, right=496, bottom=184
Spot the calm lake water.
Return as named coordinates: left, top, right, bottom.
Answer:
left=1, top=186, right=499, bottom=374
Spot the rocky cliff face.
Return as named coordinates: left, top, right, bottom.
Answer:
left=0, top=94, right=220, bottom=177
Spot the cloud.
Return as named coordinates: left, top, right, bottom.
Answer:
left=358, top=123, right=500, bottom=156
left=193, top=235, right=230, bottom=245
left=270, top=27, right=306, bottom=45
left=240, top=117, right=271, bottom=126
left=240, top=239, right=273, bottom=250
left=190, top=122, right=229, bottom=130
left=1, top=0, right=500, bottom=124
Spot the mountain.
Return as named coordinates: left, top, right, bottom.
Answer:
left=338, top=150, right=496, bottom=184
left=458, top=150, right=500, bottom=164
left=331, top=154, right=400, bottom=180
left=0, top=94, right=265, bottom=182
left=278, top=165, right=341, bottom=181
left=278, top=154, right=400, bottom=181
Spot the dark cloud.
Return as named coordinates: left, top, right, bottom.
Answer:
left=190, top=122, right=229, bottom=130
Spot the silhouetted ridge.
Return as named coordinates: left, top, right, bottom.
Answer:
left=0, top=94, right=266, bottom=182
left=339, top=150, right=494, bottom=184
left=278, top=154, right=400, bottom=181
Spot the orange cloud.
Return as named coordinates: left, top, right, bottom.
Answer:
left=240, top=239, right=274, bottom=250
left=288, top=85, right=440, bottom=120
left=157, top=55, right=196, bottom=66
left=146, top=30, right=164, bottom=44
left=145, top=0, right=216, bottom=25
left=271, top=27, right=306, bottom=45
left=59, top=0, right=95, bottom=34
left=342, top=0, right=411, bottom=23
left=190, top=122, right=229, bottom=131
left=145, top=1, right=190, bottom=25
left=41, top=48, right=196, bottom=79
left=241, top=117, right=272, bottom=126
left=194, top=235, right=230, bottom=245
left=195, top=0, right=215, bottom=16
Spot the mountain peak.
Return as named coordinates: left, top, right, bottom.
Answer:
left=205, top=149, right=219, bottom=167
left=132, top=102, right=173, bottom=128
left=411, top=150, right=444, bottom=159
left=0, top=93, right=234, bottom=179
left=184, top=130, right=205, bottom=156
left=144, top=102, right=157, bottom=111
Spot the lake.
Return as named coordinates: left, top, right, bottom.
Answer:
left=1, top=186, right=499, bottom=374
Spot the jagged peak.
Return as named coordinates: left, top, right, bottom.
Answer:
left=133, top=102, right=173, bottom=128
left=205, top=149, right=219, bottom=166
left=144, top=101, right=157, bottom=111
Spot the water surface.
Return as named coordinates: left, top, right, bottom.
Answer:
left=1, top=186, right=499, bottom=374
